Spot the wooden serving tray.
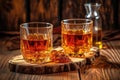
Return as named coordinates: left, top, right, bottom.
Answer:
left=8, top=47, right=99, bottom=74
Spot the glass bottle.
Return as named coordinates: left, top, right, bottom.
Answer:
left=84, top=3, right=102, bottom=49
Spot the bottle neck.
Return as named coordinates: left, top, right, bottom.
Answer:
left=85, top=3, right=101, bottom=19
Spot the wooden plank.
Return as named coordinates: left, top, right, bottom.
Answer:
left=0, top=0, right=26, bottom=31
left=0, top=52, right=79, bottom=80
left=80, top=41, right=120, bottom=80
left=0, top=0, right=119, bottom=32
left=62, top=0, right=86, bottom=19
left=61, top=0, right=116, bottom=30
left=8, top=48, right=99, bottom=75
left=30, top=0, right=60, bottom=27
left=0, top=70, right=79, bottom=80
left=0, top=41, right=120, bottom=80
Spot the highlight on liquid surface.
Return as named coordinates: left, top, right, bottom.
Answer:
left=20, top=33, right=51, bottom=63
left=62, top=30, right=92, bottom=57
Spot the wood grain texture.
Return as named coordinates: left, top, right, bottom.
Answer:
left=0, top=0, right=26, bottom=31
left=8, top=48, right=99, bottom=74
left=8, top=55, right=86, bottom=74
left=0, top=39, right=120, bottom=80
left=81, top=41, right=120, bottom=80
left=0, top=50, right=80, bottom=80
left=61, top=0, right=116, bottom=30
left=30, top=0, right=59, bottom=26
left=0, top=0, right=119, bottom=32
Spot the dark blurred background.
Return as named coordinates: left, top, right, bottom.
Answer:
left=0, top=0, right=120, bottom=33
left=0, top=0, right=120, bottom=51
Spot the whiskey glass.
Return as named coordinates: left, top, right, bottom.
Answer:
left=20, top=22, right=53, bottom=64
left=61, top=19, right=93, bottom=57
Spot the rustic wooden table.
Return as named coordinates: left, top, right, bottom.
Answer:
left=0, top=34, right=120, bottom=80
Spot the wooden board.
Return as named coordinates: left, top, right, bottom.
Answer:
left=8, top=48, right=99, bottom=74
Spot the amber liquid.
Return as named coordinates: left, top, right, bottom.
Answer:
left=93, top=29, right=102, bottom=49
left=20, top=34, right=51, bottom=63
left=62, top=30, right=92, bottom=57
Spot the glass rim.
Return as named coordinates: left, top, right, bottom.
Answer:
left=20, top=22, right=53, bottom=28
left=84, top=3, right=101, bottom=7
left=61, top=19, right=93, bottom=25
